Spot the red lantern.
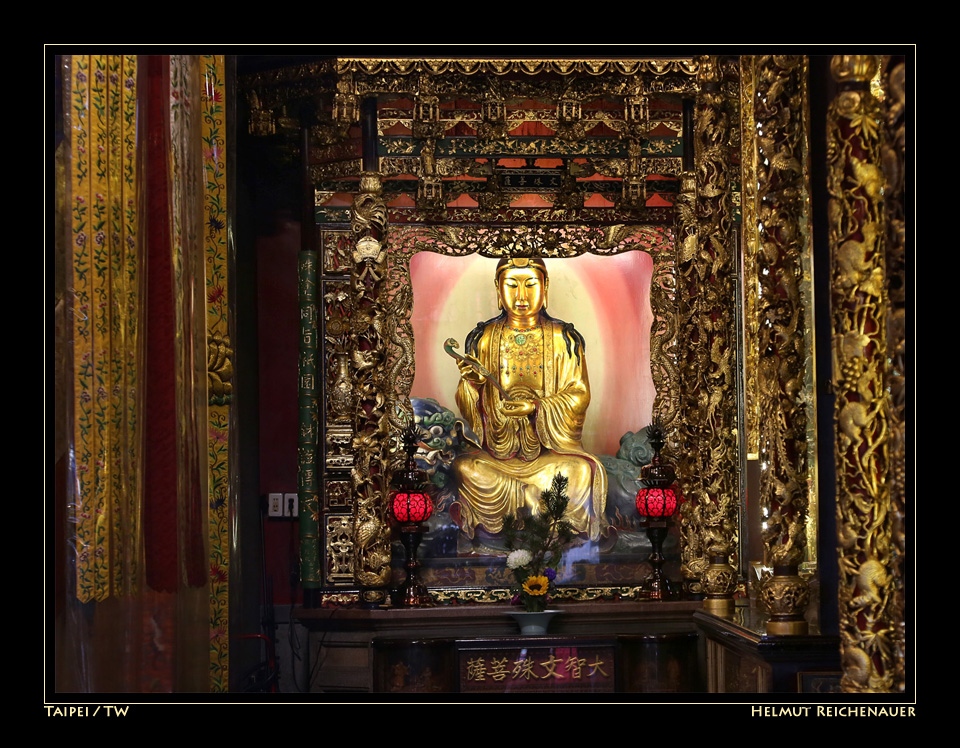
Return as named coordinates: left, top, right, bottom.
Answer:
left=391, top=490, right=434, bottom=524
left=635, top=486, right=678, bottom=518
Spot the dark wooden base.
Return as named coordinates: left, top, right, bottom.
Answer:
left=295, top=600, right=704, bottom=693
left=694, top=607, right=842, bottom=693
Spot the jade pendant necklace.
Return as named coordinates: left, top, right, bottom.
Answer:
left=510, top=323, right=539, bottom=346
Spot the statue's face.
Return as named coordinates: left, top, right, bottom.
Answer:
left=497, top=266, right=547, bottom=318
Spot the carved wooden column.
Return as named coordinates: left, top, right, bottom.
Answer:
left=350, top=166, right=393, bottom=606
left=881, top=55, right=907, bottom=695
left=740, top=58, right=761, bottom=465
left=827, top=54, right=896, bottom=693
left=752, top=55, right=814, bottom=635
left=675, top=170, right=704, bottom=596
left=681, top=55, right=739, bottom=614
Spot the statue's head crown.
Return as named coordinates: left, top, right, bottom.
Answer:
left=495, top=256, right=548, bottom=282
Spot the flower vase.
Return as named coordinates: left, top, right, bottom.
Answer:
left=509, top=610, right=559, bottom=636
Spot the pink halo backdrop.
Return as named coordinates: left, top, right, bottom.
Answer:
left=409, top=251, right=654, bottom=457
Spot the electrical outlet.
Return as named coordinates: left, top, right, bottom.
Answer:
left=284, top=493, right=299, bottom=518
left=268, top=493, right=283, bottom=517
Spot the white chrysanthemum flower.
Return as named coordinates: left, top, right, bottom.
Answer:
left=506, top=549, right=532, bottom=570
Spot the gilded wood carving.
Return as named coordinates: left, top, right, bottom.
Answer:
left=881, top=55, right=907, bottom=696
left=350, top=174, right=395, bottom=604
left=677, top=56, right=740, bottom=608
left=751, top=54, right=814, bottom=630
left=827, top=54, right=896, bottom=693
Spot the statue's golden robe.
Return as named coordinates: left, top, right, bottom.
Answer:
left=452, top=318, right=608, bottom=540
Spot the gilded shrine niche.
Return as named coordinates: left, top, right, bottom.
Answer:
left=241, top=56, right=745, bottom=606
left=379, top=224, right=678, bottom=599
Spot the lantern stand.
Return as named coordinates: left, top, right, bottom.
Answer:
left=635, top=421, right=680, bottom=601
left=390, top=423, right=434, bottom=608
left=641, top=521, right=673, bottom=600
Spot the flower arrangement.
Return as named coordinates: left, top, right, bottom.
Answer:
left=503, top=472, right=575, bottom=613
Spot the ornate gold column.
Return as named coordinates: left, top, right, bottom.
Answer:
left=881, top=55, right=907, bottom=695
left=350, top=172, right=394, bottom=605
left=678, top=55, right=739, bottom=614
left=751, top=55, right=814, bottom=635
left=675, top=171, right=705, bottom=595
left=827, top=54, right=896, bottom=693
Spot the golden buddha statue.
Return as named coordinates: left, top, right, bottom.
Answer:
left=448, top=257, right=608, bottom=543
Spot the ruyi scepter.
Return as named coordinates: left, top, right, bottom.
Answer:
left=443, top=338, right=510, bottom=399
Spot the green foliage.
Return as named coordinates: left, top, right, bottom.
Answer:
left=503, top=472, right=576, bottom=612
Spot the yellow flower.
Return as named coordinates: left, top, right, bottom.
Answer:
left=522, top=575, right=549, bottom=596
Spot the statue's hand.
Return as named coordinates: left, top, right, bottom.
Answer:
left=457, top=354, right=486, bottom=384
left=502, top=399, right=536, bottom=417
left=502, top=385, right=537, bottom=417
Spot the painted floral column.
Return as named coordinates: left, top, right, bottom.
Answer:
left=201, top=54, right=231, bottom=692
left=64, top=53, right=231, bottom=693
left=68, top=54, right=142, bottom=604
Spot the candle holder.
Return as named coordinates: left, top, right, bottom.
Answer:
left=390, top=423, right=434, bottom=607
left=635, top=420, right=680, bottom=600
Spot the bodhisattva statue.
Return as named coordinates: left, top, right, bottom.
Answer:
left=446, top=257, right=608, bottom=544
